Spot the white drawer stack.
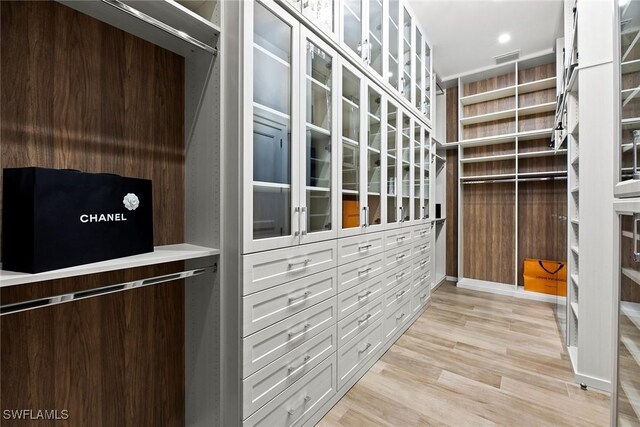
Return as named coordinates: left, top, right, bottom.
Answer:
left=240, top=224, right=434, bottom=427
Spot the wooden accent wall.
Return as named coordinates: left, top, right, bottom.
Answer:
left=1, top=2, right=186, bottom=425
left=462, top=183, right=516, bottom=284
left=446, top=86, right=458, bottom=143
left=446, top=148, right=458, bottom=277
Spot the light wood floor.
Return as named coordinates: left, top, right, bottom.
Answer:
left=318, top=282, right=610, bottom=427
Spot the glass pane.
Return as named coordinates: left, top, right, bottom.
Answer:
left=423, top=131, right=430, bottom=219
left=415, top=30, right=423, bottom=111
left=343, top=0, right=363, bottom=57
left=303, top=0, right=333, bottom=33
left=414, top=126, right=422, bottom=220
left=342, top=66, right=361, bottom=229
left=253, top=3, right=292, bottom=240
left=387, top=102, right=398, bottom=224
left=403, top=7, right=411, bottom=102
left=388, top=0, right=399, bottom=88
left=621, top=0, right=640, bottom=184
left=617, top=214, right=640, bottom=426
left=368, top=149, right=381, bottom=225
left=306, top=41, right=333, bottom=234
left=369, top=0, right=383, bottom=76
left=368, top=88, right=382, bottom=151
left=425, top=43, right=431, bottom=118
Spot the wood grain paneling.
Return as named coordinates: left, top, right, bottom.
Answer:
left=446, top=149, right=458, bottom=277
left=518, top=63, right=555, bottom=84
left=464, top=142, right=515, bottom=159
left=621, top=216, right=640, bottom=303
left=463, top=72, right=516, bottom=96
left=519, top=88, right=555, bottom=108
left=463, top=96, right=515, bottom=118
left=518, top=112, right=554, bottom=133
left=463, top=118, right=516, bottom=140
left=446, top=87, right=458, bottom=143
left=463, top=183, right=515, bottom=284
left=517, top=181, right=567, bottom=285
left=518, top=155, right=567, bottom=174
left=462, top=160, right=515, bottom=177
left=518, top=138, right=555, bottom=153
left=1, top=2, right=186, bottom=425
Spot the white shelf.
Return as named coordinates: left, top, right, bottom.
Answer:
left=571, top=245, right=579, bottom=256
left=570, top=218, right=579, bottom=226
left=621, top=333, right=640, bottom=368
left=518, top=128, right=554, bottom=141
left=518, top=149, right=567, bottom=159
left=567, top=67, right=579, bottom=93
left=460, top=108, right=517, bottom=126
left=571, top=302, right=579, bottom=318
left=454, top=129, right=553, bottom=147
left=622, top=59, right=640, bottom=75
left=571, top=154, right=579, bottom=165
left=622, top=302, right=640, bottom=331
left=0, top=244, right=220, bottom=288
left=460, top=173, right=516, bottom=181
left=518, top=170, right=567, bottom=178
left=460, top=153, right=516, bottom=164
left=568, top=345, right=578, bottom=374
left=571, top=273, right=579, bottom=287
left=459, top=85, right=516, bottom=106
left=571, top=186, right=579, bottom=194
left=518, top=102, right=557, bottom=116
left=620, top=378, right=640, bottom=422
left=518, top=77, right=556, bottom=94
left=623, top=267, right=640, bottom=287
left=622, top=117, right=640, bottom=130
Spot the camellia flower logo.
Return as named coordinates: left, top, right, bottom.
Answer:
left=123, top=193, right=140, bottom=211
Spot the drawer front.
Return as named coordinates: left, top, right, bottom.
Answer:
left=242, top=327, right=336, bottom=418
left=384, top=228, right=413, bottom=251
left=383, top=279, right=412, bottom=311
left=243, top=270, right=337, bottom=336
left=243, top=297, right=337, bottom=377
left=411, top=283, right=430, bottom=316
left=413, top=239, right=432, bottom=259
left=337, top=274, right=384, bottom=320
left=337, top=319, right=383, bottom=389
left=412, top=270, right=432, bottom=291
left=412, top=224, right=432, bottom=242
left=383, top=245, right=413, bottom=271
left=337, top=296, right=384, bottom=347
left=384, top=299, right=412, bottom=341
left=243, top=354, right=337, bottom=427
left=243, top=240, right=338, bottom=295
left=336, top=252, right=385, bottom=293
left=382, top=264, right=412, bottom=293
left=337, top=232, right=384, bottom=265
left=412, top=254, right=432, bottom=277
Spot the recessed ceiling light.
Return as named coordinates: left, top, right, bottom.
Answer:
left=498, top=33, right=511, bottom=44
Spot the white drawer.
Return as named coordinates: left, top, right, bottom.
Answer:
left=412, top=224, right=432, bottom=242
left=412, top=270, right=432, bottom=291
left=337, top=319, right=383, bottom=389
left=242, top=297, right=337, bottom=377
left=337, top=274, right=384, bottom=320
left=243, top=269, right=337, bottom=337
left=383, top=299, right=412, bottom=341
left=411, top=283, right=430, bottom=316
left=384, top=228, right=413, bottom=251
left=383, top=279, right=412, bottom=311
left=337, top=296, right=384, bottom=347
left=337, top=232, right=384, bottom=266
left=412, top=254, right=431, bottom=277
left=413, top=239, right=431, bottom=258
left=383, top=245, right=413, bottom=271
left=243, top=354, right=337, bottom=427
left=242, top=326, right=336, bottom=418
left=243, top=240, right=338, bottom=295
left=382, top=264, right=412, bottom=293
left=337, top=252, right=384, bottom=293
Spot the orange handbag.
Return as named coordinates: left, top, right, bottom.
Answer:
left=523, top=258, right=567, bottom=297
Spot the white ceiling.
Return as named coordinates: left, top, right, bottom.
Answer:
left=408, top=0, right=564, bottom=82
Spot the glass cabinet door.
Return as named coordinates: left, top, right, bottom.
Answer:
left=367, top=0, right=383, bottom=77
left=618, top=0, right=640, bottom=197
left=386, top=100, right=400, bottom=227
left=415, top=28, right=423, bottom=113
left=303, top=0, right=335, bottom=36
left=401, top=6, right=412, bottom=103
left=366, top=85, right=383, bottom=230
left=387, top=0, right=400, bottom=90
left=424, top=43, right=432, bottom=120
left=423, top=129, right=431, bottom=221
left=401, top=112, right=411, bottom=223
left=300, top=32, right=338, bottom=244
left=342, top=0, right=364, bottom=61
left=413, top=123, right=423, bottom=224
left=247, top=1, right=300, bottom=252
left=340, top=62, right=364, bottom=236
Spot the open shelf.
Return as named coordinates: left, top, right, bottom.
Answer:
left=571, top=301, right=579, bottom=318
left=623, top=59, right=640, bottom=75
left=0, top=244, right=220, bottom=288
left=571, top=273, right=579, bottom=287
left=518, top=149, right=567, bottom=159
left=460, top=108, right=517, bottom=126
left=571, top=245, right=579, bottom=255
left=518, top=102, right=557, bottom=116
left=623, top=267, right=640, bottom=286
left=460, top=173, right=516, bottom=181
left=567, top=67, right=579, bottom=93
left=459, top=85, right=516, bottom=106
left=460, top=153, right=516, bottom=164
left=518, top=77, right=556, bottom=94
left=518, top=170, right=567, bottom=178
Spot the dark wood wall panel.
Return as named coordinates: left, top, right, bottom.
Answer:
left=518, top=63, right=556, bottom=83
left=463, top=96, right=515, bottom=117
left=518, top=112, right=554, bottom=132
left=0, top=0, right=185, bottom=248
left=463, top=72, right=516, bottom=96
left=463, top=142, right=515, bottom=158
left=519, top=137, right=555, bottom=153
left=462, top=160, right=515, bottom=177
left=519, top=155, right=567, bottom=174
left=446, top=87, right=458, bottom=143
left=463, top=118, right=516, bottom=140
left=517, top=181, right=567, bottom=285
left=463, top=183, right=515, bottom=284
left=1, top=2, right=186, bottom=425
left=519, top=88, right=555, bottom=107
left=446, top=149, right=458, bottom=277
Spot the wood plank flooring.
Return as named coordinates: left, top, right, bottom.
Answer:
left=318, top=282, right=610, bottom=427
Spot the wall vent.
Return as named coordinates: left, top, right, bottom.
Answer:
left=493, top=50, right=521, bottom=65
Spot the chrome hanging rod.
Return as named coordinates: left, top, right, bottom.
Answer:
left=1, top=265, right=216, bottom=316
left=462, top=176, right=567, bottom=185
left=102, top=0, right=218, bottom=56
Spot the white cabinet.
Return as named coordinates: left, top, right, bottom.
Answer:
left=285, top=0, right=336, bottom=37
left=340, top=0, right=384, bottom=79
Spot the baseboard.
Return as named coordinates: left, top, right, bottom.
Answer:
left=574, top=372, right=611, bottom=393
left=446, top=275, right=457, bottom=282
left=457, top=278, right=558, bottom=303
left=432, top=276, right=446, bottom=291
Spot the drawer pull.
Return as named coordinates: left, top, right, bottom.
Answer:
left=396, top=312, right=406, bottom=321
left=358, top=290, right=372, bottom=300
left=287, top=322, right=311, bottom=339
left=358, top=267, right=372, bottom=276
left=287, top=355, right=311, bottom=373
left=420, top=275, right=427, bottom=282
left=358, top=244, right=373, bottom=251
left=358, top=342, right=372, bottom=353
left=288, top=290, right=312, bottom=303
left=396, top=254, right=406, bottom=261
left=358, top=313, right=372, bottom=324
left=420, top=293, right=428, bottom=299
left=396, top=235, right=406, bottom=241
left=287, top=395, right=311, bottom=416
left=421, top=245, right=428, bottom=251
left=420, top=260, right=428, bottom=267
left=288, top=258, right=311, bottom=268
left=396, top=272, right=405, bottom=279
left=396, top=289, right=406, bottom=298
left=420, top=230, right=428, bottom=236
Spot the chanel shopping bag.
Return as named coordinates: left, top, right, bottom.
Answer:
left=2, top=167, right=153, bottom=273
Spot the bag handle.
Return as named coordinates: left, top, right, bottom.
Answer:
left=538, top=260, right=564, bottom=275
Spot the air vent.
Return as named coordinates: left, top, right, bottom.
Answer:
left=493, top=50, right=520, bottom=65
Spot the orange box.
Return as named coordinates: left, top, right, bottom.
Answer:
left=523, top=258, right=567, bottom=296
left=342, top=200, right=360, bottom=228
